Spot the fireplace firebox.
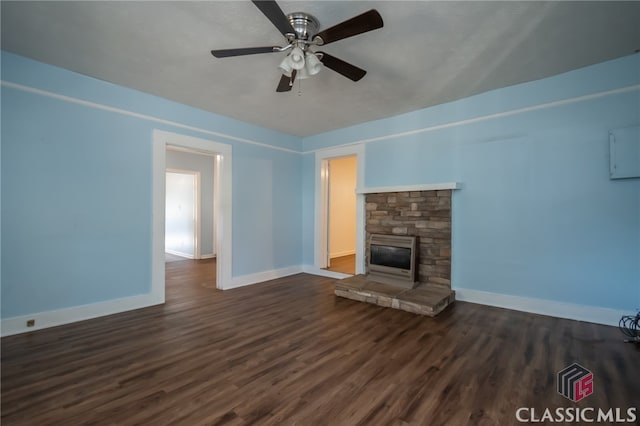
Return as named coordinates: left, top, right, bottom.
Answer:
left=367, top=234, right=418, bottom=289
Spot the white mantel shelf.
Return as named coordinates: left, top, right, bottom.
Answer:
left=356, top=182, right=461, bottom=194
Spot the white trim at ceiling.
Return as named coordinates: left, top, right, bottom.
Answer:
left=302, top=84, right=640, bottom=154
left=3, top=80, right=638, bottom=156
left=0, top=80, right=301, bottom=154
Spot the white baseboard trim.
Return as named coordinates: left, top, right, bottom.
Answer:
left=1, top=293, right=164, bottom=337
left=4, top=274, right=626, bottom=336
left=302, top=265, right=352, bottom=280
left=330, top=250, right=356, bottom=259
left=226, top=265, right=304, bottom=290
left=165, top=249, right=194, bottom=259
left=200, top=253, right=216, bottom=259
left=454, top=288, right=629, bottom=327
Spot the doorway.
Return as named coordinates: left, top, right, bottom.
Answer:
left=323, top=156, right=357, bottom=274
left=314, top=144, right=365, bottom=276
left=152, top=130, right=232, bottom=302
left=165, top=170, right=200, bottom=259
left=165, top=147, right=218, bottom=262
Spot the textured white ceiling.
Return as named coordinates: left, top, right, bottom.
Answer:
left=2, top=1, right=639, bottom=137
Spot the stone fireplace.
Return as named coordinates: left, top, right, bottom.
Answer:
left=334, top=185, right=457, bottom=317
left=365, top=190, right=452, bottom=289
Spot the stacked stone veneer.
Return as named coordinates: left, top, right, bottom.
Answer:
left=365, top=190, right=452, bottom=289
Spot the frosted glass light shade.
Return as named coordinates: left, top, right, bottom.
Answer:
left=305, top=52, right=322, bottom=76
left=278, top=49, right=322, bottom=81
left=289, top=47, right=305, bottom=70
left=297, top=66, right=310, bottom=80
left=278, top=56, right=294, bottom=77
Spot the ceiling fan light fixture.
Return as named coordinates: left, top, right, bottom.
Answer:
left=305, top=52, right=322, bottom=76
left=297, top=65, right=310, bottom=80
left=289, top=46, right=305, bottom=70
left=278, top=55, right=294, bottom=76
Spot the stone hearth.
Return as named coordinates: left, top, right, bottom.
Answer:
left=335, top=275, right=454, bottom=317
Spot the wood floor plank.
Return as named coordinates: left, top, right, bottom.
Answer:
left=325, top=254, right=355, bottom=275
left=2, top=258, right=639, bottom=425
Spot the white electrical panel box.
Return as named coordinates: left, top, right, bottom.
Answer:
left=609, top=126, right=640, bottom=179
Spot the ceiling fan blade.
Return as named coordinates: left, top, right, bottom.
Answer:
left=313, top=9, right=383, bottom=45
left=251, top=0, right=296, bottom=37
left=276, top=75, right=292, bottom=92
left=276, top=70, right=296, bottom=92
left=211, top=46, right=276, bottom=58
left=318, top=53, right=366, bottom=81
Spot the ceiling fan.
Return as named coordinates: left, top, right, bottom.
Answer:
left=211, top=0, right=383, bottom=92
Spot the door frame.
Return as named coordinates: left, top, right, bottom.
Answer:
left=165, top=168, right=201, bottom=259
left=152, top=130, right=232, bottom=299
left=314, top=144, right=365, bottom=274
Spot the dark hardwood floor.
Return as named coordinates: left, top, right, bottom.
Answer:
left=2, top=259, right=638, bottom=425
left=325, top=254, right=356, bottom=275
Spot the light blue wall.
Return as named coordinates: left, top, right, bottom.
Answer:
left=166, top=150, right=215, bottom=256
left=2, top=88, right=153, bottom=317
left=301, top=153, right=316, bottom=266
left=232, top=142, right=302, bottom=276
left=2, top=49, right=638, bottom=321
left=3, top=54, right=301, bottom=153
left=1, top=51, right=303, bottom=319
left=302, top=54, right=640, bottom=312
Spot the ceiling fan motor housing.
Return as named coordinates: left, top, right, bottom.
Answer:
left=287, top=12, right=319, bottom=41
